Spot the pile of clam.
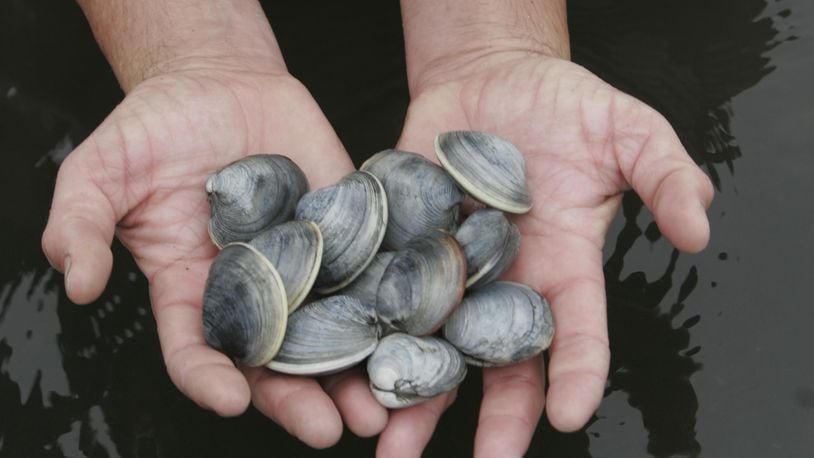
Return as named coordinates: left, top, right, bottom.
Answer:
left=202, top=131, right=554, bottom=408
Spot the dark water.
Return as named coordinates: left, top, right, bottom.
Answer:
left=1, top=0, right=812, bottom=456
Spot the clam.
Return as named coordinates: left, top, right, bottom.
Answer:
left=435, top=131, right=532, bottom=214
left=443, top=281, right=554, bottom=366
left=361, top=149, right=464, bottom=250
left=206, top=154, right=308, bottom=247
left=376, top=230, right=466, bottom=336
left=455, top=209, right=521, bottom=289
left=295, top=171, right=388, bottom=293
left=368, top=333, right=467, bottom=409
left=335, top=251, right=395, bottom=307
left=202, top=243, right=288, bottom=367
left=249, top=220, right=322, bottom=312
left=267, top=295, right=380, bottom=376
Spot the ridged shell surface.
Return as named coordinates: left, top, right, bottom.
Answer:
left=455, top=209, right=521, bottom=289
left=206, top=154, right=309, bottom=247
left=295, top=171, right=388, bottom=293
left=267, top=295, right=380, bottom=376
left=202, top=243, right=288, bottom=367
left=376, top=230, right=466, bottom=336
left=249, top=220, right=322, bottom=312
left=336, top=251, right=395, bottom=307
left=361, top=149, right=463, bottom=250
left=435, top=131, right=532, bottom=214
left=367, top=333, right=467, bottom=409
left=443, top=281, right=554, bottom=366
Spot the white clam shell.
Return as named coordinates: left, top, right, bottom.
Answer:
left=267, top=295, right=380, bottom=376
left=443, top=281, right=554, bottom=366
left=361, top=149, right=463, bottom=250
left=367, top=333, right=467, bottom=409
left=295, top=171, right=388, bottom=293
left=335, top=251, right=395, bottom=307
left=435, top=131, right=532, bottom=214
left=455, top=209, right=521, bottom=289
left=376, top=230, right=466, bottom=336
left=249, top=220, right=322, bottom=312
left=206, top=154, right=308, bottom=247
left=202, top=243, right=288, bottom=367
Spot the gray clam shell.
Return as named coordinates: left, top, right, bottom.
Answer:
left=202, top=243, right=288, bottom=367
left=367, top=333, right=467, bottom=409
left=361, top=149, right=464, bottom=250
left=376, top=230, right=466, bottom=336
left=443, top=281, right=554, bottom=367
left=335, top=251, right=395, bottom=306
left=249, top=220, right=323, bottom=312
left=206, top=154, right=309, bottom=247
left=455, top=209, right=521, bottom=289
left=435, top=131, right=532, bottom=214
left=267, top=295, right=380, bottom=376
left=295, top=171, right=388, bottom=293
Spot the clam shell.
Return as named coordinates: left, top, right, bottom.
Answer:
left=267, top=295, right=380, bottom=376
left=249, top=220, right=322, bottom=312
left=368, top=333, right=467, bottom=409
left=202, top=243, right=288, bottom=367
left=443, top=281, right=554, bottom=367
left=206, top=154, right=309, bottom=247
left=335, top=251, right=395, bottom=307
left=455, top=209, right=521, bottom=289
left=295, top=171, right=388, bottom=294
left=361, top=149, right=464, bottom=250
left=376, top=230, right=466, bottom=336
left=435, top=131, right=532, bottom=214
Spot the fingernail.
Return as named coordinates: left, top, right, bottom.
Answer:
left=64, top=254, right=72, bottom=278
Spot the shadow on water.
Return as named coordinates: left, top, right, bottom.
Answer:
left=0, top=1, right=160, bottom=455
left=569, top=0, right=791, bottom=187
left=0, top=0, right=799, bottom=457
left=604, top=194, right=704, bottom=457
left=530, top=1, right=791, bottom=456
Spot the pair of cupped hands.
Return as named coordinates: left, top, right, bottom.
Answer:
left=41, top=42, right=712, bottom=456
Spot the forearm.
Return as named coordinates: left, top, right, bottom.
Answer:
left=400, top=0, right=569, bottom=92
left=78, top=0, right=286, bottom=91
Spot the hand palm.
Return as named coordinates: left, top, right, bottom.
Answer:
left=385, top=56, right=713, bottom=456
left=41, top=70, right=382, bottom=446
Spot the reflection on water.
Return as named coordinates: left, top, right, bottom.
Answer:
left=0, top=0, right=804, bottom=456
left=554, top=1, right=789, bottom=456
left=56, top=406, right=120, bottom=458
left=0, top=270, right=69, bottom=407
left=570, top=0, right=789, bottom=187
left=604, top=194, right=703, bottom=457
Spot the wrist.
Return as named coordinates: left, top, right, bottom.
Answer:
left=78, top=0, right=287, bottom=92
left=401, top=0, right=569, bottom=93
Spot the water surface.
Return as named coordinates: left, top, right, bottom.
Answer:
left=1, top=0, right=812, bottom=456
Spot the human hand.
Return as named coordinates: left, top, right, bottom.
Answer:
left=381, top=11, right=713, bottom=457
left=42, top=0, right=388, bottom=448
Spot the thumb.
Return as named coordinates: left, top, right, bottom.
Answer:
left=611, top=97, right=714, bottom=252
left=42, top=149, right=124, bottom=304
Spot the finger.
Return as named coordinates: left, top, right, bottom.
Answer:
left=258, top=78, right=356, bottom=188
left=42, top=152, right=123, bottom=304
left=474, top=358, right=546, bottom=458
left=504, top=230, right=610, bottom=432
left=613, top=99, right=714, bottom=252
left=247, top=368, right=343, bottom=449
left=376, top=390, right=457, bottom=458
left=151, top=260, right=251, bottom=417
left=321, top=368, right=389, bottom=437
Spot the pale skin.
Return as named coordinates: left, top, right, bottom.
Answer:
left=42, top=0, right=713, bottom=457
